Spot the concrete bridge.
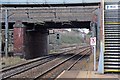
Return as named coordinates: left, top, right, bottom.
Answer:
left=1, top=0, right=119, bottom=74
left=0, top=2, right=100, bottom=59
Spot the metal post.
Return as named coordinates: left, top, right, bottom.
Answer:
left=92, top=23, right=96, bottom=71
left=0, top=17, right=1, bottom=57
left=0, top=7, right=2, bottom=80
left=0, top=30, right=2, bottom=57
left=90, top=37, right=96, bottom=71
left=97, top=7, right=100, bottom=53
left=0, top=36, right=1, bottom=57
left=5, top=8, right=8, bottom=57
left=93, top=45, right=96, bottom=71
left=97, top=0, right=105, bottom=74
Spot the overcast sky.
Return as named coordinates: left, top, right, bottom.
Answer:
left=0, top=0, right=100, bottom=4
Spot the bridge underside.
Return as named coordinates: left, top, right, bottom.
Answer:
left=1, top=2, right=100, bottom=30
left=1, top=3, right=100, bottom=59
left=1, top=3, right=99, bottom=24
left=2, top=21, right=90, bottom=29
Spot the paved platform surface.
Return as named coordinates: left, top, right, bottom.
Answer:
left=57, top=53, right=119, bottom=79
left=57, top=70, right=119, bottom=79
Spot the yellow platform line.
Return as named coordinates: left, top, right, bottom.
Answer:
left=105, top=22, right=120, bottom=25
left=105, top=70, right=120, bottom=73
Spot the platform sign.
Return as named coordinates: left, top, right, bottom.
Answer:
left=105, top=5, right=118, bottom=10
left=90, top=37, right=96, bottom=46
left=90, top=37, right=96, bottom=71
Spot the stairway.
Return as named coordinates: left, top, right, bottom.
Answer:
left=104, top=4, right=120, bottom=72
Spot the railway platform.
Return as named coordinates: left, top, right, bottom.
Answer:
left=57, top=71, right=119, bottom=79
left=57, top=53, right=119, bottom=79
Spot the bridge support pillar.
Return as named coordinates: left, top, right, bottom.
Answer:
left=25, top=28, right=48, bottom=59
left=13, top=21, right=25, bottom=57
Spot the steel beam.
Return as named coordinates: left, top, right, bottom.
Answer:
left=1, top=6, right=99, bottom=10
left=1, top=2, right=100, bottom=7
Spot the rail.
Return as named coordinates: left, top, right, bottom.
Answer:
left=34, top=46, right=91, bottom=79
left=1, top=45, right=89, bottom=80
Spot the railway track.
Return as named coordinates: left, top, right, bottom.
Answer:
left=36, top=47, right=91, bottom=79
left=1, top=45, right=91, bottom=80
left=1, top=45, right=78, bottom=70
left=68, top=56, right=90, bottom=71
left=1, top=45, right=80, bottom=79
left=1, top=55, right=59, bottom=80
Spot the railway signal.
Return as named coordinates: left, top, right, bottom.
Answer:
left=56, top=33, right=60, bottom=39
